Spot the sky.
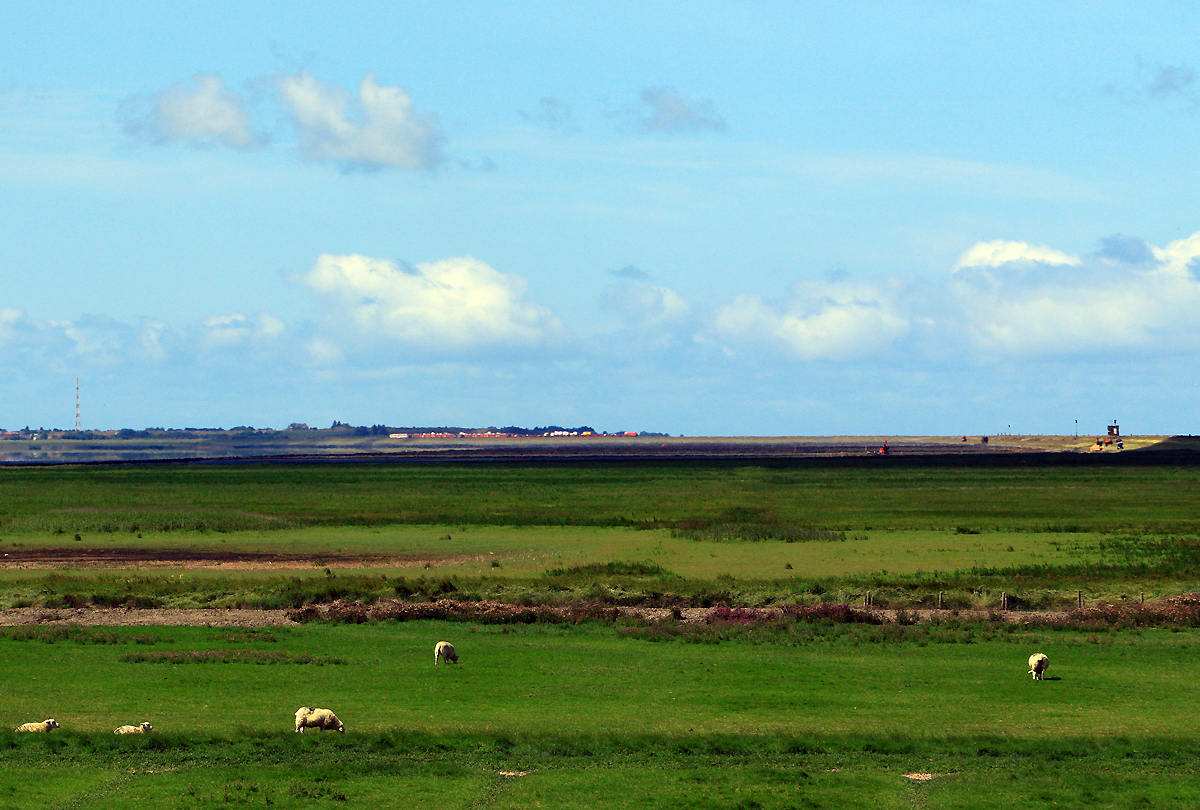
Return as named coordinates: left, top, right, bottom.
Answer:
left=2, top=1, right=1199, bottom=436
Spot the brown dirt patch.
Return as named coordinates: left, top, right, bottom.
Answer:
left=0, top=546, right=481, bottom=571
left=0, top=607, right=296, bottom=627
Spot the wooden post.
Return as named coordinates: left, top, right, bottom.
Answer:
left=938, top=591, right=943, bottom=610
left=1001, top=591, right=1007, bottom=611
left=1140, top=592, right=1145, bottom=604
left=1077, top=590, right=1083, bottom=608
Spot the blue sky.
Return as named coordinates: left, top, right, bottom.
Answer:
left=3, top=1, right=1199, bottom=435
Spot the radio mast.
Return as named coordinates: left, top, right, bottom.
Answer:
left=75, top=377, right=81, bottom=430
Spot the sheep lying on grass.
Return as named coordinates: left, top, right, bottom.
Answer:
left=294, top=706, right=344, bottom=733
left=114, top=722, right=153, bottom=735
left=434, top=641, right=458, bottom=664
left=15, top=719, right=59, bottom=733
left=1028, top=652, right=1049, bottom=680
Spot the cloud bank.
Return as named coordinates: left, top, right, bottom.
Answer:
left=8, top=229, right=1200, bottom=431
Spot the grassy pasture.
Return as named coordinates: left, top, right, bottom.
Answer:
left=1, top=455, right=1200, bottom=806
left=0, top=621, right=1199, bottom=808
left=3, top=621, right=1196, bottom=739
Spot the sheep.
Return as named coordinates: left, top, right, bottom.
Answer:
left=1028, top=652, right=1049, bottom=680
left=114, top=722, right=153, bottom=735
left=294, top=706, right=344, bottom=734
left=434, top=641, right=458, bottom=665
left=15, top=719, right=59, bottom=733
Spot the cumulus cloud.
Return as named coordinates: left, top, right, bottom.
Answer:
left=298, top=253, right=566, bottom=352
left=276, top=72, right=445, bottom=171
left=609, top=86, right=727, bottom=134
left=950, top=233, right=1200, bottom=356
left=711, top=280, right=909, bottom=361
left=953, top=240, right=1080, bottom=272
left=601, top=280, right=690, bottom=328
left=120, top=73, right=264, bottom=149
left=1150, top=231, right=1200, bottom=279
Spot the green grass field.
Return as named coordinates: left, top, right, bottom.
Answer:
left=4, top=457, right=1200, bottom=533
left=1, top=455, right=1199, bottom=807
left=1, top=620, right=1199, bottom=808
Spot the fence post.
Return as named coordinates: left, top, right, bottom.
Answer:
left=938, top=591, right=944, bottom=610
left=1140, top=592, right=1145, bottom=604
left=1001, top=591, right=1007, bottom=611
left=1077, top=591, right=1083, bottom=608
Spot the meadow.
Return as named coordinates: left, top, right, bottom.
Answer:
left=0, top=453, right=1198, bottom=807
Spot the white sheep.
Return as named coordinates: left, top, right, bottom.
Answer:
left=15, top=719, right=59, bottom=733
left=114, top=722, right=153, bottom=735
left=434, top=641, right=458, bottom=665
left=294, top=706, right=344, bottom=733
left=1028, top=652, right=1049, bottom=680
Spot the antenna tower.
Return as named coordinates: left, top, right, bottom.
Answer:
left=75, top=377, right=81, bottom=430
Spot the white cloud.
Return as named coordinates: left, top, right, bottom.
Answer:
left=951, top=233, right=1200, bottom=356
left=1151, top=231, right=1200, bottom=279
left=298, top=253, right=566, bottom=352
left=953, top=240, right=1080, bottom=272
left=711, top=280, right=909, bottom=361
left=276, top=72, right=445, bottom=171
left=0, top=307, right=23, bottom=339
left=200, top=312, right=286, bottom=347
left=121, top=73, right=264, bottom=150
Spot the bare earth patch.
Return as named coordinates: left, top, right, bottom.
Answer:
left=0, top=607, right=297, bottom=627
left=0, top=546, right=484, bottom=571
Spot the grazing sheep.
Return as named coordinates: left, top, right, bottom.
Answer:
left=114, top=722, right=153, bottom=735
left=294, top=706, right=344, bottom=734
left=15, top=719, right=59, bottom=733
left=434, top=641, right=458, bottom=665
left=1028, top=652, right=1049, bottom=680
